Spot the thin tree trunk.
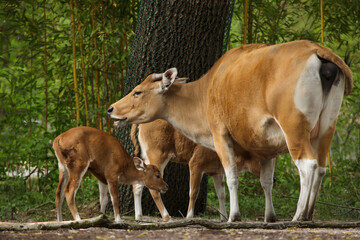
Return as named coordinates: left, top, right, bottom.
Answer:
left=70, top=0, right=80, bottom=125
left=101, top=0, right=110, bottom=133
left=78, top=20, right=89, bottom=126
left=91, top=0, right=102, bottom=130
left=244, top=0, right=248, bottom=44
left=248, top=0, right=253, bottom=43
left=43, top=5, right=49, bottom=176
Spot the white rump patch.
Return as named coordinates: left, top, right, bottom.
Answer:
left=294, top=54, right=323, bottom=128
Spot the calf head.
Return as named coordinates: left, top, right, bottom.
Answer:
left=133, top=157, right=168, bottom=193
left=107, top=68, right=187, bottom=126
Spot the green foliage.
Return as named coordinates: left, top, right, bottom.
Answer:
left=0, top=0, right=137, bottom=187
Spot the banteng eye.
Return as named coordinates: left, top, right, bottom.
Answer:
left=156, top=175, right=160, bottom=179
left=133, top=91, right=142, bottom=96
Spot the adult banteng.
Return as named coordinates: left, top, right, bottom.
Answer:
left=108, top=40, right=353, bottom=222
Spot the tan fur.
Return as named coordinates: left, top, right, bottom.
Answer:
left=109, top=40, right=352, bottom=222
left=53, top=126, right=167, bottom=222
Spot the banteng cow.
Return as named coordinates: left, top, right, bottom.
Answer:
left=108, top=41, right=353, bottom=222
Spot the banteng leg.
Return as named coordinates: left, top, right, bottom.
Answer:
left=278, top=111, right=317, bottom=222
left=260, top=159, right=276, bottom=222
left=212, top=174, right=228, bottom=221
left=306, top=78, right=345, bottom=220
left=212, top=126, right=240, bottom=222
left=108, top=181, right=121, bottom=222
left=99, top=181, right=109, bottom=214
left=55, top=162, right=68, bottom=221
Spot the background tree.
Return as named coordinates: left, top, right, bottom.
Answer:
left=114, top=0, right=235, bottom=217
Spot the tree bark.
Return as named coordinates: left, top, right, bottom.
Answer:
left=114, top=0, right=235, bottom=218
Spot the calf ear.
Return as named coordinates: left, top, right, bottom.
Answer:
left=133, top=157, right=146, bottom=172
left=161, top=68, right=178, bottom=92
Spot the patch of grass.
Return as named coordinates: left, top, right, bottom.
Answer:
left=0, top=173, right=100, bottom=222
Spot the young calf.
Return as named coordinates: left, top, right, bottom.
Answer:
left=131, top=120, right=275, bottom=222
left=53, top=126, right=168, bottom=222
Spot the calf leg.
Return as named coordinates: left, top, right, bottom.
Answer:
left=64, top=162, right=89, bottom=221
left=260, top=159, right=276, bottom=222
left=64, top=175, right=82, bottom=221
left=212, top=174, right=227, bottom=221
left=108, top=181, right=121, bottom=222
left=144, top=154, right=171, bottom=222
left=98, top=181, right=109, bottom=214
left=56, top=162, right=68, bottom=221
left=149, top=189, right=170, bottom=222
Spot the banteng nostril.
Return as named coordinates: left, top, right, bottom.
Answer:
left=107, top=106, right=114, bottom=114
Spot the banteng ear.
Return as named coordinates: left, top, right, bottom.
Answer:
left=161, top=68, right=178, bottom=92
left=133, top=157, right=146, bottom=172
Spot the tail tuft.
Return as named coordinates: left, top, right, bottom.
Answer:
left=319, top=57, right=339, bottom=96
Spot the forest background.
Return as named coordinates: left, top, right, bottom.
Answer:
left=0, top=0, right=359, bottom=222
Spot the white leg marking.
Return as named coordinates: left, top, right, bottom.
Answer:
left=133, top=184, right=144, bottom=220
left=293, top=159, right=317, bottom=221
left=98, top=181, right=109, bottom=213
left=260, top=159, right=276, bottom=223
left=225, top=166, right=240, bottom=222
left=114, top=215, right=122, bottom=223
left=75, top=213, right=81, bottom=221
left=212, top=174, right=227, bottom=221
left=306, top=166, right=326, bottom=219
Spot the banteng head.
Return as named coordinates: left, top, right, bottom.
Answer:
left=107, top=68, right=187, bottom=126
left=133, top=157, right=168, bottom=193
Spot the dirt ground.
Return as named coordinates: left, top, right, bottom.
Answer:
left=1, top=226, right=360, bottom=240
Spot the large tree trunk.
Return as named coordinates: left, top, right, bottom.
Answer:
left=113, top=0, right=235, bottom=218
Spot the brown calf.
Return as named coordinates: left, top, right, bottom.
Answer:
left=53, top=126, right=168, bottom=222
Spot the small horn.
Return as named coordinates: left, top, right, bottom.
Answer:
left=152, top=73, right=163, bottom=81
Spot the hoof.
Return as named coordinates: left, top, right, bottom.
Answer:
left=162, top=215, right=171, bottom=222
left=228, top=213, right=241, bottom=222
left=264, top=216, right=276, bottom=223
left=265, top=214, right=277, bottom=223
